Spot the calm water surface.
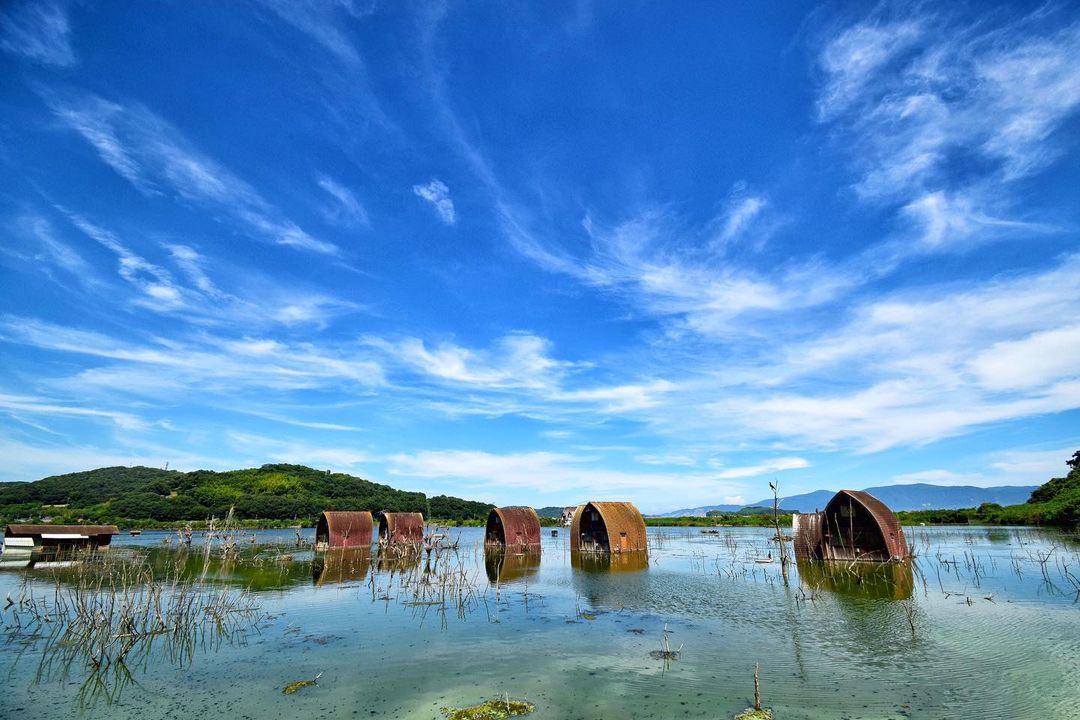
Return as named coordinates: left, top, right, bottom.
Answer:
left=1, top=526, right=1078, bottom=719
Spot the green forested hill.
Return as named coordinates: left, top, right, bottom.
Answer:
left=897, top=451, right=1080, bottom=527
left=0, top=464, right=493, bottom=526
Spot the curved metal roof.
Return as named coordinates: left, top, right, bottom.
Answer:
left=315, top=511, right=373, bottom=549
left=824, top=489, right=909, bottom=560
left=485, top=506, right=541, bottom=550
left=570, top=501, right=648, bottom=554
left=378, top=512, right=425, bottom=544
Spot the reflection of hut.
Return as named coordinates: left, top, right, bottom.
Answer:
left=3, top=524, right=119, bottom=552
left=570, top=502, right=648, bottom=554
left=374, top=547, right=422, bottom=573
left=378, top=512, right=424, bottom=545
left=485, top=549, right=541, bottom=584
left=485, top=507, right=541, bottom=552
left=793, top=490, right=908, bottom=562
left=797, top=559, right=913, bottom=600
left=312, top=548, right=371, bottom=586
left=315, top=511, right=373, bottom=550
left=571, top=550, right=649, bottom=573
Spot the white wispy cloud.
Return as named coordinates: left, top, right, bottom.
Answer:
left=412, top=179, right=456, bottom=225
left=316, top=174, right=369, bottom=227
left=0, top=315, right=386, bottom=398
left=0, top=392, right=144, bottom=430
left=42, top=89, right=338, bottom=255
left=0, top=0, right=75, bottom=67
left=707, top=456, right=810, bottom=479
left=818, top=10, right=1080, bottom=210
left=387, top=449, right=752, bottom=507
left=255, top=0, right=374, bottom=66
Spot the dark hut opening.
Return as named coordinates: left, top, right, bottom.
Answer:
left=578, top=506, right=610, bottom=552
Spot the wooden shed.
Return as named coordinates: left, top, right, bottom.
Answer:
left=793, top=490, right=909, bottom=562
left=570, top=502, right=648, bottom=554
left=378, top=512, right=425, bottom=545
left=485, top=506, right=541, bottom=552
left=314, top=511, right=373, bottom=550
left=3, top=524, right=119, bottom=552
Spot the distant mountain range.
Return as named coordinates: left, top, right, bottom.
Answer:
left=652, top=483, right=1038, bottom=517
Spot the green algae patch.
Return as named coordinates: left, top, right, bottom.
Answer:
left=282, top=672, right=322, bottom=695
left=442, top=697, right=536, bottom=720
left=734, top=709, right=773, bottom=720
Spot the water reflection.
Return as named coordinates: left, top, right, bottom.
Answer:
left=571, top=551, right=649, bottom=574
left=313, top=548, right=371, bottom=586
left=797, top=559, right=914, bottom=600
left=484, top=549, right=540, bottom=584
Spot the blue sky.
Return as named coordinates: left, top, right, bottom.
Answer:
left=0, top=1, right=1078, bottom=512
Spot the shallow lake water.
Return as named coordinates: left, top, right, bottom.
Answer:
left=1, top=525, right=1078, bottom=719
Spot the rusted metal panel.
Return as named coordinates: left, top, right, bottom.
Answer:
left=485, top=506, right=541, bottom=551
left=794, top=490, right=909, bottom=562
left=315, top=511, right=373, bottom=549
left=4, top=524, right=119, bottom=548
left=570, top=501, right=648, bottom=554
left=378, top=512, right=424, bottom=545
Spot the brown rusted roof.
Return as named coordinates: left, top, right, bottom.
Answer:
left=5, top=524, right=119, bottom=537
left=824, top=490, right=909, bottom=560
left=315, top=511, right=373, bottom=549
left=378, top=512, right=424, bottom=544
left=485, top=506, right=541, bottom=550
left=570, top=501, right=648, bottom=554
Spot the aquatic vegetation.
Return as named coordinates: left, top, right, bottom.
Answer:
left=734, top=710, right=773, bottom=720
left=282, top=672, right=322, bottom=695
left=443, top=697, right=535, bottom=720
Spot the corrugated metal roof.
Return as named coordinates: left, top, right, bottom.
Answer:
left=485, top=506, right=541, bottom=550
left=570, top=501, right=648, bottom=554
left=821, top=489, right=909, bottom=561
left=378, top=512, right=424, bottom=544
left=315, top=511, right=373, bottom=549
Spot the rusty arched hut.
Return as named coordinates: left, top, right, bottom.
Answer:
left=378, top=512, right=425, bottom=545
left=570, top=501, right=648, bottom=554
left=793, top=489, right=909, bottom=562
left=314, top=511, right=373, bottom=550
left=485, top=506, right=541, bottom=552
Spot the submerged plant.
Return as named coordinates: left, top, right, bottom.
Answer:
left=283, top=672, right=322, bottom=695
left=443, top=695, right=535, bottom=720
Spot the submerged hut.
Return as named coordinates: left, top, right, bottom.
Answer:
left=314, top=511, right=373, bottom=550
left=570, top=502, right=648, bottom=554
left=378, top=512, right=424, bottom=545
left=2, top=524, right=119, bottom=552
left=793, top=490, right=909, bottom=562
left=485, top=506, right=541, bottom=552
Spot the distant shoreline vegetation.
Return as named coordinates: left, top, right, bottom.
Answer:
left=0, top=452, right=1077, bottom=530
left=0, top=464, right=494, bottom=528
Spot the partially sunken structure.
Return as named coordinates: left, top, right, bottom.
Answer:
left=314, top=511, right=373, bottom=550
left=485, top=506, right=541, bottom=552
left=793, top=490, right=909, bottom=562
left=378, top=512, right=425, bottom=545
left=570, top=502, right=648, bottom=554
left=3, top=524, right=119, bottom=551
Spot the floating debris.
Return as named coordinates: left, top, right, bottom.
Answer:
left=443, top=697, right=535, bottom=720
left=282, top=672, right=322, bottom=695
left=648, top=624, right=682, bottom=661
